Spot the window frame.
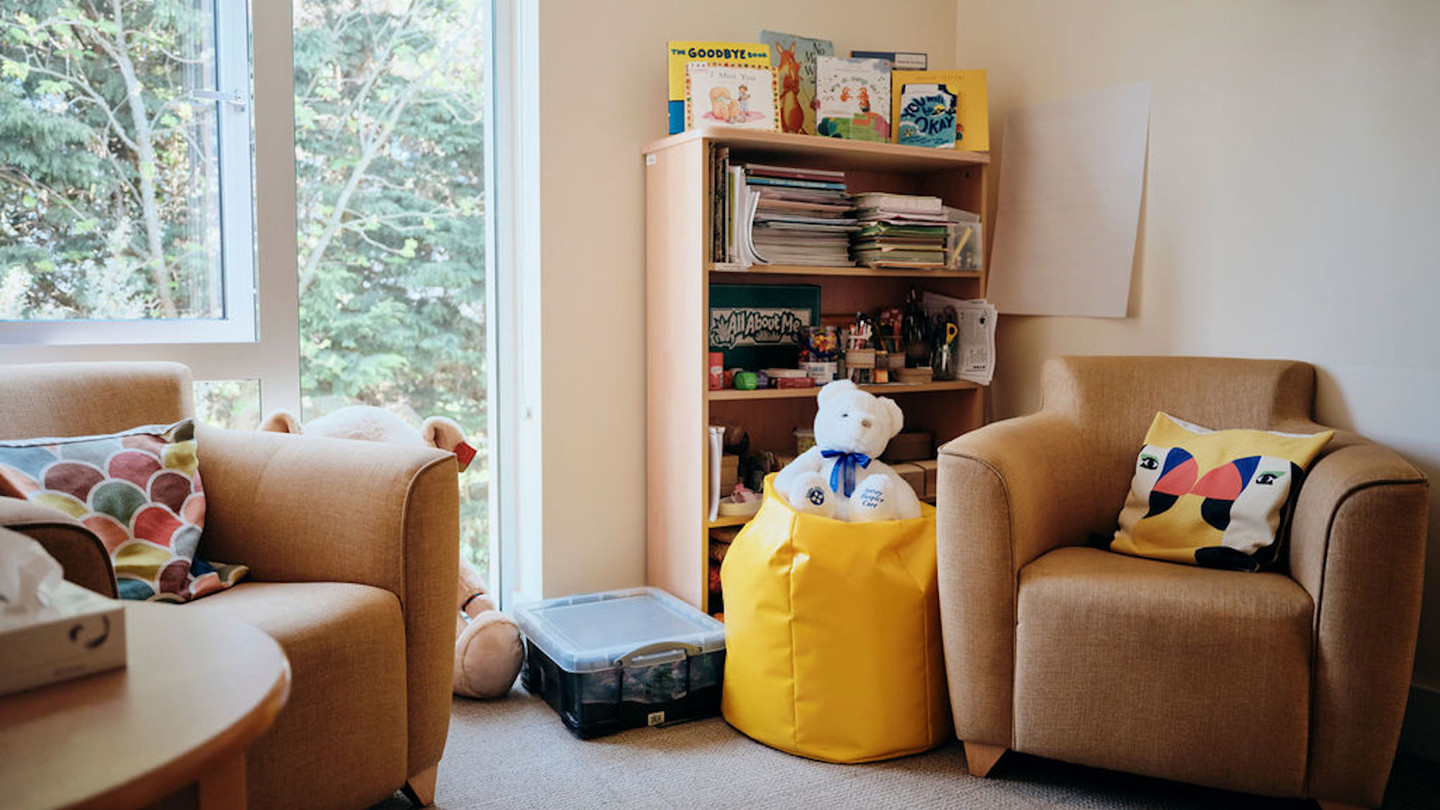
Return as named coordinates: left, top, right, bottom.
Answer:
left=0, top=0, right=301, bottom=418
left=490, top=0, right=540, bottom=608
left=0, top=0, right=259, bottom=347
left=3, top=0, right=512, bottom=597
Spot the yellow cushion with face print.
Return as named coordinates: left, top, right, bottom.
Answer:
left=1108, top=412, right=1333, bottom=571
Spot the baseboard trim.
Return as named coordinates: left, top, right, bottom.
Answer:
left=1399, top=682, right=1440, bottom=763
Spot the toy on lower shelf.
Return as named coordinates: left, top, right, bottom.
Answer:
left=716, top=483, right=762, bottom=518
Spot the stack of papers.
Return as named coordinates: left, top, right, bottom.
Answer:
left=921, top=291, right=997, bottom=385
left=850, top=193, right=949, bottom=269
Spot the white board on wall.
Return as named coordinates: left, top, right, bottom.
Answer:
left=986, top=83, right=1151, bottom=317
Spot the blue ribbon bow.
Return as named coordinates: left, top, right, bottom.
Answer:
left=821, top=450, right=872, bottom=497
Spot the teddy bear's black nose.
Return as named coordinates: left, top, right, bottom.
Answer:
left=861, top=418, right=873, bottom=429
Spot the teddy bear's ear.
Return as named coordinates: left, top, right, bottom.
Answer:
left=259, top=409, right=302, bottom=434
left=423, top=416, right=477, bottom=472
left=878, top=396, right=904, bottom=437
left=422, top=416, right=466, bottom=450
left=816, top=379, right=858, bottom=408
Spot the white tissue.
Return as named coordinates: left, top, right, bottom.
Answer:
left=0, top=529, right=64, bottom=620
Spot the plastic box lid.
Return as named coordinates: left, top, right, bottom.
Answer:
left=513, top=587, right=726, bottom=674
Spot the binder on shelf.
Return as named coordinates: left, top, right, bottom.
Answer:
left=708, top=426, right=725, bottom=522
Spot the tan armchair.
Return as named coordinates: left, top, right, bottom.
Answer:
left=937, top=356, right=1427, bottom=809
left=0, top=362, right=458, bottom=809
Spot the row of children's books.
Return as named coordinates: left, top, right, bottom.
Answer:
left=669, top=33, right=988, bottom=151
left=710, top=148, right=984, bottom=271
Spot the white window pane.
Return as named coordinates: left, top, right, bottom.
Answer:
left=0, top=0, right=255, bottom=337
left=194, top=378, right=261, bottom=430
left=292, top=0, right=489, bottom=581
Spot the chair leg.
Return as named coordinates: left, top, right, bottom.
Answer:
left=963, top=741, right=1007, bottom=777
left=1316, top=802, right=1368, bottom=810
left=401, top=764, right=438, bottom=808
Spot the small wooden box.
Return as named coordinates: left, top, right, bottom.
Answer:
left=720, top=454, right=740, bottom=492
left=890, top=462, right=926, bottom=497
left=881, top=431, right=934, bottom=463
left=912, top=459, right=939, bottom=499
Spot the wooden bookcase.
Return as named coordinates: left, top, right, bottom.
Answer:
left=643, top=128, right=990, bottom=613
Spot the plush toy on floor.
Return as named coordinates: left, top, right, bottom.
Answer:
left=772, top=380, right=923, bottom=522
left=259, top=405, right=524, bottom=698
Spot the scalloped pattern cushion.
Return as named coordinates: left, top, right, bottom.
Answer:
left=0, top=420, right=246, bottom=602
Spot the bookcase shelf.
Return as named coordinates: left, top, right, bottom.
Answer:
left=644, top=129, right=991, bottom=615
left=711, top=264, right=982, bottom=280
left=709, top=380, right=979, bottom=401
left=706, top=514, right=755, bottom=529
left=650, top=127, right=990, bottom=172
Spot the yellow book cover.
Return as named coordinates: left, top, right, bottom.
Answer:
left=889, top=70, right=989, bottom=151
left=668, top=41, right=771, bottom=134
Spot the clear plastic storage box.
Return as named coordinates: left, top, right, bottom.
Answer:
left=513, top=587, right=727, bottom=738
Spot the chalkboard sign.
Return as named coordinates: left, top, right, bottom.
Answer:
left=708, top=283, right=820, bottom=370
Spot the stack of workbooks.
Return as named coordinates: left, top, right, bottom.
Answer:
left=849, top=192, right=950, bottom=269
left=747, top=164, right=856, bottom=266
left=716, top=157, right=858, bottom=268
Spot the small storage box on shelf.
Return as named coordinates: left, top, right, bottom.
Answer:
left=514, top=587, right=727, bottom=739
left=644, top=128, right=991, bottom=614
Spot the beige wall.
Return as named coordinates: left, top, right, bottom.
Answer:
left=534, top=0, right=958, bottom=597
left=956, top=0, right=1440, bottom=694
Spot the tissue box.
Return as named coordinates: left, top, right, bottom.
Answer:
left=0, top=581, right=126, bottom=697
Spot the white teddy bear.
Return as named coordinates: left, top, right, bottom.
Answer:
left=772, top=380, right=924, bottom=522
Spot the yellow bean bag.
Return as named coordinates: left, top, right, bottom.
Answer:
left=720, top=475, right=950, bottom=763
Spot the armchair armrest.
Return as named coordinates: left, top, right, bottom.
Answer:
left=194, top=426, right=459, bottom=590
left=1286, top=433, right=1428, bottom=806
left=936, top=412, right=1119, bottom=746
left=0, top=497, right=116, bottom=597
left=194, top=425, right=459, bottom=774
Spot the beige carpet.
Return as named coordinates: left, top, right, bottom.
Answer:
left=374, top=690, right=1437, bottom=810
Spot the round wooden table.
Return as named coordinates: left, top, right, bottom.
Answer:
left=0, top=601, right=290, bottom=810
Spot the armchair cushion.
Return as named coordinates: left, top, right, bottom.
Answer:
left=187, top=581, right=408, bottom=810
left=0, top=419, right=246, bottom=601
left=1108, top=412, right=1332, bottom=571
left=1015, top=546, right=1314, bottom=796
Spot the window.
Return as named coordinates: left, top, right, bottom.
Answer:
left=1, top=0, right=499, bottom=591
left=0, top=0, right=256, bottom=344
left=194, top=378, right=261, bottom=429
left=292, top=0, right=492, bottom=579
